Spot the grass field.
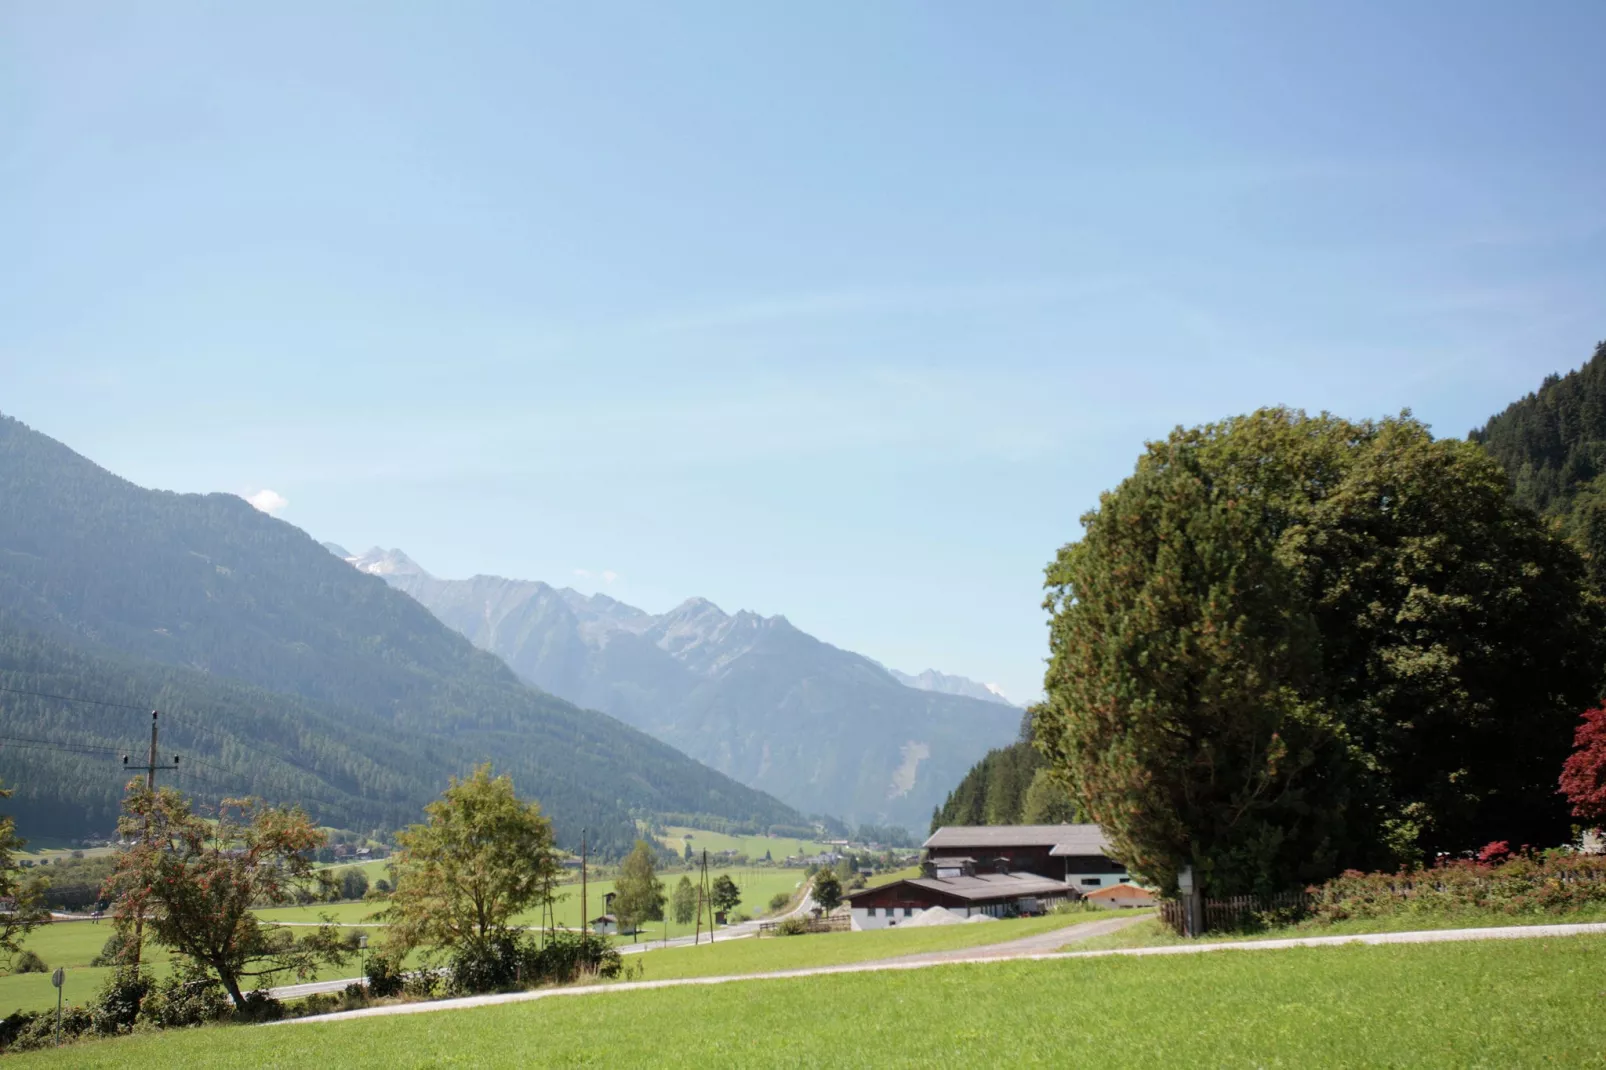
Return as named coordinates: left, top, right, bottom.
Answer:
left=1061, top=905, right=1606, bottom=952
left=15, top=933, right=1606, bottom=1067
left=656, top=827, right=828, bottom=862
left=635, top=912, right=1090, bottom=980
left=314, top=858, right=395, bottom=884
left=252, top=867, right=808, bottom=935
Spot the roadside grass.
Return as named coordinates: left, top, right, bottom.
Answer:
left=632, top=912, right=1090, bottom=981
left=1061, top=904, right=1606, bottom=952
left=17, top=933, right=1606, bottom=1068
left=656, top=826, right=827, bottom=863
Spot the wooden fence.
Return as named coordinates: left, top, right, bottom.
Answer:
left=756, top=913, right=851, bottom=937
left=1158, top=890, right=1313, bottom=936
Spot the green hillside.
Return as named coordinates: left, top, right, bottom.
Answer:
left=1470, top=339, right=1606, bottom=583
left=0, top=414, right=804, bottom=856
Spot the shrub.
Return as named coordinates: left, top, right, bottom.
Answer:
left=1308, top=851, right=1606, bottom=924
left=137, top=973, right=230, bottom=1030
left=775, top=916, right=812, bottom=936
left=0, top=1011, right=40, bottom=1051
left=89, top=966, right=152, bottom=1035
left=448, top=929, right=536, bottom=995
left=234, top=990, right=284, bottom=1023
left=366, top=952, right=406, bottom=998
left=768, top=892, right=791, bottom=911
left=12, top=949, right=46, bottom=974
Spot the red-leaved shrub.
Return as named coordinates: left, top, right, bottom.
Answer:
left=1560, top=705, right=1606, bottom=824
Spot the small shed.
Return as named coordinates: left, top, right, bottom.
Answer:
left=590, top=913, right=619, bottom=935
left=1084, top=883, right=1156, bottom=909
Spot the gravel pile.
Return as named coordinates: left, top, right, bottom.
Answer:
left=902, top=906, right=963, bottom=927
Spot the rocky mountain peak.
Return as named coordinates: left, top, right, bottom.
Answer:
left=348, top=546, right=430, bottom=579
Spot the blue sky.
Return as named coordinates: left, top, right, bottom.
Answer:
left=4, top=3, right=1604, bottom=703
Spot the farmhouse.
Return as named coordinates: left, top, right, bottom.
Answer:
left=923, top=824, right=1131, bottom=891
left=845, top=864, right=1073, bottom=930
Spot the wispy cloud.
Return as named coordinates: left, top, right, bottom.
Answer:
left=602, top=570, right=619, bottom=584
left=244, top=489, right=288, bottom=515
left=573, top=568, right=592, bottom=578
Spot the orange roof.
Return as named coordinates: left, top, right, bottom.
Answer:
left=1084, top=883, right=1155, bottom=900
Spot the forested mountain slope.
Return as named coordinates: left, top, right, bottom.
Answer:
left=0, top=414, right=803, bottom=853
left=343, top=549, right=1019, bottom=829
left=1472, top=339, right=1606, bottom=582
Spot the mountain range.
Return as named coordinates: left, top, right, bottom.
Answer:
left=0, top=414, right=804, bottom=855
left=337, top=548, right=1021, bottom=828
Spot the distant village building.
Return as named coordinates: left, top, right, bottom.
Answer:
left=845, top=824, right=1135, bottom=931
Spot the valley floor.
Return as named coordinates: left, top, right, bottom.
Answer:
left=14, top=928, right=1606, bottom=1067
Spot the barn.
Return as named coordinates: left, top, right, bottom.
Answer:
left=923, top=824, right=1131, bottom=892
left=844, top=866, right=1073, bottom=930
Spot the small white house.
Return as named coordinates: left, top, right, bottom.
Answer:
left=590, top=913, right=619, bottom=935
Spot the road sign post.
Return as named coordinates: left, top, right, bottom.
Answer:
left=51, top=967, right=64, bottom=1045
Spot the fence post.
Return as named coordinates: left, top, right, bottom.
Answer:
left=1178, top=865, right=1203, bottom=937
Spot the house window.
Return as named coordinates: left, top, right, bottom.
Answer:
left=1082, top=878, right=1102, bottom=887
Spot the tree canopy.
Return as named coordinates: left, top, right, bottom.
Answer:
left=612, top=840, right=665, bottom=941
left=671, top=875, right=697, bottom=925
left=102, top=784, right=353, bottom=1008
left=1035, top=409, right=1605, bottom=895
left=381, top=765, right=560, bottom=956
left=812, top=869, right=843, bottom=915
left=1561, top=706, right=1606, bottom=825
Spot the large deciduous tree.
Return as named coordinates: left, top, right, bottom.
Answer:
left=671, top=874, right=698, bottom=925
left=709, top=873, right=742, bottom=916
left=1035, top=409, right=1604, bottom=896
left=812, top=869, right=843, bottom=915
left=612, top=840, right=665, bottom=942
left=102, top=784, right=353, bottom=1008
left=381, top=764, right=560, bottom=957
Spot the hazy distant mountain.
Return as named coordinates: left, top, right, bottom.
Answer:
left=342, top=548, right=1019, bottom=828
left=0, top=415, right=803, bottom=853
left=888, top=667, right=1018, bottom=707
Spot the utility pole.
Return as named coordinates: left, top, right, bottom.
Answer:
left=702, top=849, right=713, bottom=944
left=580, top=828, right=587, bottom=939
left=120, top=711, right=178, bottom=970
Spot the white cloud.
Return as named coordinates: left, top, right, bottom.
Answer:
left=573, top=568, right=592, bottom=578
left=244, top=489, right=288, bottom=515
left=602, top=570, right=619, bottom=584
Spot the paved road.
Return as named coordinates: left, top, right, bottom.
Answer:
left=268, top=918, right=1606, bottom=1025
left=270, top=880, right=816, bottom=1000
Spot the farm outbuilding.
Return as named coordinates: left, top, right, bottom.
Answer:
left=844, top=865, right=1074, bottom=930
left=924, top=824, right=1132, bottom=891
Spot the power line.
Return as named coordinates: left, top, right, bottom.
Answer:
left=0, top=684, right=150, bottom=712
left=0, top=732, right=121, bottom=755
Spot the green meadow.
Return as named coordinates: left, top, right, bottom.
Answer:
left=655, top=826, right=828, bottom=863
left=15, top=934, right=1605, bottom=1067
left=1, top=869, right=810, bottom=1014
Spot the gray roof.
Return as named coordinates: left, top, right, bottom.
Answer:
left=923, top=824, right=1111, bottom=854
left=847, top=871, right=1072, bottom=904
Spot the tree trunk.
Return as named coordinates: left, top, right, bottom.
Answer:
left=220, top=970, right=247, bottom=1010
